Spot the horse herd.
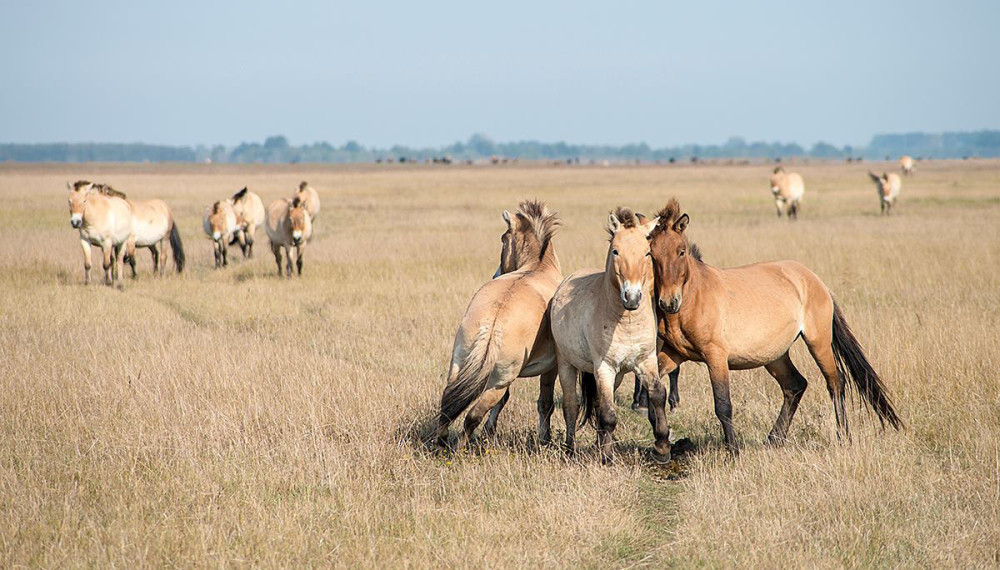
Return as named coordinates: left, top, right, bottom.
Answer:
left=769, top=155, right=912, bottom=219
left=435, top=199, right=903, bottom=463
left=65, top=180, right=320, bottom=286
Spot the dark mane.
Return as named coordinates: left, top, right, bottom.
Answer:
left=211, top=201, right=223, bottom=214
left=515, top=199, right=560, bottom=259
left=92, top=183, right=126, bottom=198
left=773, top=166, right=785, bottom=174
left=690, top=242, right=703, bottom=262
left=72, top=180, right=91, bottom=191
left=606, top=206, right=637, bottom=238
left=292, top=196, right=302, bottom=208
left=298, top=181, right=309, bottom=191
left=648, top=198, right=682, bottom=239
left=232, top=186, right=249, bottom=201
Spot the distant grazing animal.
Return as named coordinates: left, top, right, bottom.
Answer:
left=550, top=208, right=665, bottom=463
left=868, top=171, right=902, bottom=215
left=769, top=166, right=804, bottom=219
left=123, top=198, right=185, bottom=276
left=66, top=181, right=134, bottom=288
left=435, top=201, right=563, bottom=449
left=648, top=199, right=902, bottom=455
left=899, top=155, right=915, bottom=175
left=293, top=181, right=320, bottom=223
left=228, top=187, right=265, bottom=258
left=265, top=197, right=312, bottom=277
left=203, top=200, right=238, bottom=268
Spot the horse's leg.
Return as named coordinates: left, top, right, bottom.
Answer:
left=667, top=367, right=680, bottom=411
left=557, top=361, right=579, bottom=455
left=775, top=198, right=783, bottom=218
left=271, top=243, right=282, bottom=277
left=630, top=372, right=650, bottom=413
left=764, top=353, right=808, bottom=445
left=79, top=238, right=92, bottom=285
left=790, top=201, right=799, bottom=219
left=594, top=363, right=618, bottom=463
left=536, top=369, right=557, bottom=446
left=481, top=388, right=510, bottom=439
left=101, top=240, right=113, bottom=286
left=803, top=332, right=850, bottom=442
left=706, top=352, right=738, bottom=454
left=246, top=225, right=255, bottom=258
left=458, top=381, right=511, bottom=451
left=295, top=244, right=305, bottom=276
left=221, top=238, right=229, bottom=267
left=112, top=243, right=125, bottom=289
left=637, top=355, right=671, bottom=462
left=284, top=246, right=293, bottom=277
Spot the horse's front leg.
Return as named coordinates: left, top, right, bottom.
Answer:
left=594, top=362, right=619, bottom=464
left=557, top=361, right=579, bottom=455
left=101, top=240, right=114, bottom=286
left=284, top=246, right=293, bottom=277
left=79, top=238, right=92, bottom=285
left=639, top=355, right=671, bottom=462
left=295, top=243, right=305, bottom=276
left=706, top=351, right=738, bottom=455
left=112, top=243, right=125, bottom=289
left=245, top=225, right=256, bottom=258
left=536, top=368, right=557, bottom=446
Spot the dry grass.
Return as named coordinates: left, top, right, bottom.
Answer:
left=1, top=160, right=998, bottom=567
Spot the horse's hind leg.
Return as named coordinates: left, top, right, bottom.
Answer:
left=284, top=246, right=293, bottom=277
left=804, top=333, right=850, bottom=442
left=557, top=361, right=579, bottom=454
left=271, top=243, right=282, bottom=277
left=481, top=388, right=510, bottom=439
left=630, top=374, right=649, bottom=413
left=667, top=367, right=680, bottom=411
left=536, top=369, right=557, bottom=446
left=764, top=353, right=808, bottom=445
left=458, top=379, right=512, bottom=450
left=101, top=240, right=113, bottom=285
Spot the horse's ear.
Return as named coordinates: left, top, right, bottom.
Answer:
left=502, top=210, right=512, bottom=230
left=673, top=213, right=689, bottom=233
left=635, top=212, right=647, bottom=224
left=607, top=211, right=622, bottom=235
left=643, top=216, right=660, bottom=239
left=66, top=181, right=72, bottom=191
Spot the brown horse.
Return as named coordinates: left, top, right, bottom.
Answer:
left=66, top=181, right=134, bottom=287
left=648, top=198, right=902, bottom=454
left=435, top=201, right=562, bottom=449
left=264, top=197, right=312, bottom=277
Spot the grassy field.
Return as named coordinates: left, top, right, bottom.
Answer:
left=1, top=160, right=998, bottom=567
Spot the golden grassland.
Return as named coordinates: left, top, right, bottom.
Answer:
left=1, top=160, right=998, bottom=567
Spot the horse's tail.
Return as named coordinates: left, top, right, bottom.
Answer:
left=579, top=371, right=598, bottom=427
left=831, top=301, right=902, bottom=430
left=438, top=325, right=503, bottom=426
left=169, top=222, right=185, bottom=273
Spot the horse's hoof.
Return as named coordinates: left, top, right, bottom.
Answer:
left=649, top=450, right=671, bottom=465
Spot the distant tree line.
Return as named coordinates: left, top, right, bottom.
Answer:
left=2, top=130, right=998, bottom=163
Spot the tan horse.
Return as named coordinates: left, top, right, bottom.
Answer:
left=203, top=200, right=238, bottom=268
left=769, top=166, right=805, bottom=219
left=900, top=155, right=915, bottom=175
left=435, top=201, right=562, bottom=449
left=66, top=181, right=134, bottom=287
left=549, top=208, right=667, bottom=463
left=228, top=187, right=266, bottom=258
left=869, top=171, right=902, bottom=215
left=648, top=198, right=902, bottom=454
left=123, top=198, right=185, bottom=276
left=265, top=197, right=312, bottom=277
left=294, top=181, right=320, bottom=222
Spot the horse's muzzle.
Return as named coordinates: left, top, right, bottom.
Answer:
left=659, top=295, right=682, bottom=314
left=621, top=285, right=642, bottom=311
left=70, top=219, right=82, bottom=229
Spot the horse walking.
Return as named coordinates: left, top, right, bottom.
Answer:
left=648, top=198, right=902, bottom=454
left=124, top=198, right=185, bottom=276
left=66, top=181, right=134, bottom=288
left=228, top=187, right=265, bottom=258
left=294, top=181, right=320, bottom=223
left=265, top=197, right=312, bottom=277
left=899, top=155, right=915, bottom=175
left=550, top=208, right=668, bottom=463
left=203, top=200, right=238, bottom=268
left=869, top=171, right=902, bottom=215
left=769, top=167, right=805, bottom=219
left=435, top=201, right=563, bottom=449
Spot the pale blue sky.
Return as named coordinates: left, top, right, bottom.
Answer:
left=2, top=0, right=998, bottom=148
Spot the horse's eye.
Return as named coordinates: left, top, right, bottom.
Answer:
left=679, top=250, right=686, bottom=257
left=612, top=249, right=619, bottom=256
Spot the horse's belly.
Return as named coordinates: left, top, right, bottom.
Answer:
left=726, top=323, right=802, bottom=370
left=134, top=219, right=169, bottom=246
left=520, top=352, right=555, bottom=377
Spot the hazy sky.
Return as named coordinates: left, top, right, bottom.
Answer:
left=2, top=0, right=998, bottom=148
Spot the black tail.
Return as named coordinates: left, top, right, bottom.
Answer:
left=831, top=301, right=902, bottom=430
left=438, top=327, right=500, bottom=426
left=579, top=371, right=598, bottom=427
left=169, top=223, right=185, bottom=273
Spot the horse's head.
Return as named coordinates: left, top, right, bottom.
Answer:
left=493, top=200, right=559, bottom=278
left=869, top=171, right=890, bottom=200
left=207, top=201, right=229, bottom=242
left=295, top=181, right=312, bottom=202
left=648, top=198, right=692, bottom=314
left=66, top=180, right=94, bottom=228
left=770, top=166, right=785, bottom=195
left=289, top=197, right=309, bottom=245
left=606, top=207, right=656, bottom=311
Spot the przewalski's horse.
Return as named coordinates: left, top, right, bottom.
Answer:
left=869, top=171, right=902, bottom=215
left=294, top=181, right=320, bottom=223
left=203, top=200, right=238, bottom=268
left=769, top=166, right=805, bottom=219
left=550, top=208, right=668, bottom=463
left=123, top=198, right=185, bottom=276
left=228, top=187, right=266, bottom=258
left=899, top=155, right=915, bottom=176
left=264, top=197, right=312, bottom=277
left=648, top=198, right=902, bottom=454
left=435, top=201, right=562, bottom=449
left=66, top=181, right=134, bottom=288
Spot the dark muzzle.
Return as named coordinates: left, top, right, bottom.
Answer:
left=659, top=295, right=682, bottom=314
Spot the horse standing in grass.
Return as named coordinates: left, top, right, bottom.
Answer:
left=869, top=171, right=902, bottom=215
left=66, top=181, right=134, bottom=288
left=228, top=187, right=266, bottom=258
left=265, top=197, right=312, bottom=277
left=434, top=201, right=563, bottom=449
left=203, top=200, right=238, bottom=268
left=648, top=198, right=902, bottom=455
left=294, top=181, right=320, bottom=223
left=550, top=208, right=668, bottom=463
left=123, top=198, right=185, bottom=276
left=900, top=155, right=915, bottom=175
left=769, top=166, right=805, bottom=219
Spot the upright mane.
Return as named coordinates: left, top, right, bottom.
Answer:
left=515, top=199, right=560, bottom=258
left=605, top=206, right=638, bottom=239
left=212, top=201, right=223, bottom=214
left=649, top=198, right=703, bottom=262
left=298, top=181, right=309, bottom=191
left=72, top=180, right=126, bottom=198
left=232, top=186, right=249, bottom=201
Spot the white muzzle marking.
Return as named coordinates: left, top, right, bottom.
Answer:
left=292, top=230, right=303, bottom=241
left=212, top=231, right=221, bottom=240
left=70, top=213, right=83, bottom=224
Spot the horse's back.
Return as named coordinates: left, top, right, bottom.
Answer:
left=265, top=199, right=290, bottom=242
left=787, top=173, right=805, bottom=199
left=130, top=199, right=171, bottom=246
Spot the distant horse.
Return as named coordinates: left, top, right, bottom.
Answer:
left=899, top=155, right=915, bottom=176
left=550, top=208, right=667, bottom=463
left=66, top=181, right=134, bottom=288
left=294, top=181, right=320, bottom=222
left=769, top=166, right=804, bottom=219
left=124, top=198, right=185, bottom=276
left=265, top=197, right=312, bottom=277
left=434, top=201, right=563, bottom=449
left=203, top=200, right=238, bottom=268
left=648, top=198, right=902, bottom=454
left=228, top=187, right=265, bottom=258
left=869, top=171, right=902, bottom=215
